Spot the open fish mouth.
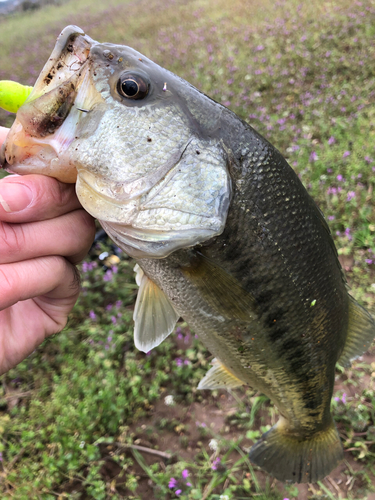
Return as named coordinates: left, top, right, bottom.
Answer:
left=0, top=26, right=99, bottom=182
left=0, top=25, right=232, bottom=258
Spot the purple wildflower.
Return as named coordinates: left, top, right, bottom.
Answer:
left=337, top=174, right=343, bottom=181
left=342, top=393, right=347, bottom=404
left=175, top=490, right=182, bottom=496
left=175, top=358, right=183, bottom=367
left=343, top=151, right=351, bottom=158
left=309, top=151, right=318, bottom=162
left=182, top=469, right=189, bottom=479
left=366, top=259, right=373, bottom=265
left=196, top=421, right=207, bottom=427
left=347, top=191, right=355, bottom=201
left=168, top=478, right=177, bottom=489
left=103, top=270, right=113, bottom=282
left=111, top=316, right=117, bottom=325
left=328, top=215, right=335, bottom=220
left=328, top=136, right=336, bottom=145
left=106, top=304, right=113, bottom=311
left=212, top=457, right=221, bottom=470
left=89, top=310, right=96, bottom=320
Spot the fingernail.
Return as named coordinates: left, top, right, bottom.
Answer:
left=0, top=182, right=33, bottom=213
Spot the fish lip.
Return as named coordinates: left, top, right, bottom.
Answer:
left=76, top=169, right=134, bottom=210
left=15, top=26, right=95, bottom=138
left=30, top=26, right=95, bottom=100
left=2, top=26, right=99, bottom=181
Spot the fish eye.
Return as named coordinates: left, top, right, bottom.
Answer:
left=117, top=74, right=149, bottom=100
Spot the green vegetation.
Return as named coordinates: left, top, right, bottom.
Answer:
left=1, top=0, right=375, bottom=498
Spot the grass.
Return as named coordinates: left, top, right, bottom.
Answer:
left=1, top=0, right=375, bottom=498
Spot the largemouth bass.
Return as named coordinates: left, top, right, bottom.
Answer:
left=1, top=26, right=374, bottom=483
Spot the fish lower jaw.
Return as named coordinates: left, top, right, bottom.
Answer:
left=100, top=219, right=217, bottom=259
left=76, top=172, right=223, bottom=258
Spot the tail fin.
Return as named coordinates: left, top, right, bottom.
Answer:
left=248, top=416, right=343, bottom=483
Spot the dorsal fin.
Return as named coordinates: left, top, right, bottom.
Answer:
left=337, top=294, right=375, bottom=368
left=133, top=264, right=179, bottom=352
left=197, top=358, right=244, bottom=390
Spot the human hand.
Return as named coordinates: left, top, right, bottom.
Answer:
left=0, top=126, right=96, bottom=374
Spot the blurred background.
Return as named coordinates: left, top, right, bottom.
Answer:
left=1, top=0, right=375, bottom=498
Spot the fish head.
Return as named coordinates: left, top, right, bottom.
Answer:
left=1, top=26, right=231, bottom=258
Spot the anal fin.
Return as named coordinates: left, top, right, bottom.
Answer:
left=197, top=358, right=244, bottom=390
left=133, top=264, right=180, bottom=352
left=337, top=295, right=375, bottom=368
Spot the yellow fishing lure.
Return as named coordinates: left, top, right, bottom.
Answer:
left=0, top=80, right=33, bottom=113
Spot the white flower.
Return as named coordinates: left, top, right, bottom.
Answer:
left=79, top=441, right=85, bottom=449
left=209, top=439, right=218, bottom=451
left=220, top=495, right=229, bottom=500
left=164, top=395, right=175, bottom=406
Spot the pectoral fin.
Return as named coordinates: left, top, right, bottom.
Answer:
left=133, top=264, right=180, bottom=352
left=181, top=252, right=257, bottom=321
left=337, top=295, right=375, bottom=368
left=197, top=358, right=244, bottom=390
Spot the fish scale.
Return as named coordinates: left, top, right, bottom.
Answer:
left=1, top=25, right=374, bottom=483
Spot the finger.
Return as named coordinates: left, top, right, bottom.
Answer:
left=0, top=255, right=81, bottom=313
left=0, top=208, right=96, bottom=265
left=0, top=126, right=9, bottom=146
left=0, top=174, right=82, bottom=221
left=0, top=256, right=82, bottom=374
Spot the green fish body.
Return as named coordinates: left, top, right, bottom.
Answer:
left=1, top=25, right=374, bottom=483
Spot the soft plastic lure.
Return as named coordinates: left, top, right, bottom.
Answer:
left=0, top=80, right=33, bottom=113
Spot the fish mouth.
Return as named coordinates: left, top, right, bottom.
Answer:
left=0, top=25, right=100, bottom=183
